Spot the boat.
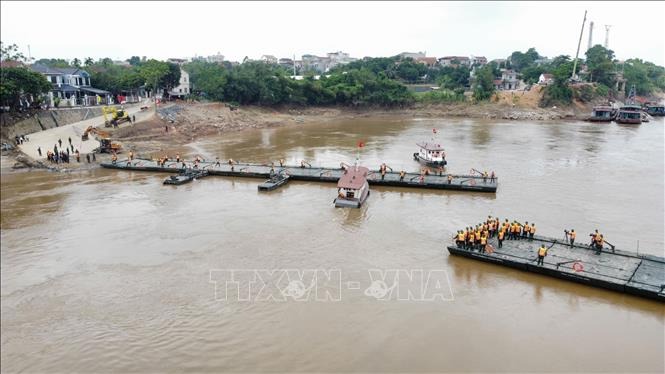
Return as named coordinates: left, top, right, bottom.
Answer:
left=258, top=171, right=290, bottom=191
left=586, top=105, right=615, bottom=122
left=446, top=230, right=665, bottom=302
left=615, top=104, right=643, bottom=124
left=334, top=165, right=370, bottom=208
left=644, top=103, right=665, bottom=117
left=413, top=142, right=447, bottom=168
left=163, top=169, right=208, bottom=185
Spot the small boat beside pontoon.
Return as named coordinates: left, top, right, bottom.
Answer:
left=258, top=171, right=290, bottom=191
left=163, top=169, right=209, bottom=185
left=334, top=165, right=370, bottom=208
left=615, top=104, right=643, bottom=125
left=413, top=142, right=447, bottom=168
left=586, top=105, right=615, bottom=122
left=645, top=103, right=665, bottom=117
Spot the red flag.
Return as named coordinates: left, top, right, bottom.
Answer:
left=357, top=141, right=365, bottom=148
left=432, top=128, right=437, bottom=134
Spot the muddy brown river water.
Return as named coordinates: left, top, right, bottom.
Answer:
left=1, top=117, right=664, bottom=372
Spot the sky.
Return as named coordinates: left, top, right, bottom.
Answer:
left=2, top=1, right=664, bottom=65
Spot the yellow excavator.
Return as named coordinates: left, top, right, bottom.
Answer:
left=82, top=126, right=122, bottom=153
left=102, top=106, right=131, bottom=128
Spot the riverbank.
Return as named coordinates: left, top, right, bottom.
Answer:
left=110, top=100, right=585, bottom=157
left=0, top=98, right=594, bottom=172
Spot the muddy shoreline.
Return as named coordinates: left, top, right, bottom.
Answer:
left=2, top=101, right=587, bottom=172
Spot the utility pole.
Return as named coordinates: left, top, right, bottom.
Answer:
left=293, top=54, right=296, bottom=76
left=587, top=21, right=594, bottom=51
left=604, top=25, right=612, bottom=49
left=571, top=10, right=587, bottom=81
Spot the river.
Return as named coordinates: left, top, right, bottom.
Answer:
left=1, top=117, right=663, bottom=372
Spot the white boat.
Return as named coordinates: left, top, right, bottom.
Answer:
left=334, top=165, right=370, bottom=208
left=413, top=142, right=447, bottom=168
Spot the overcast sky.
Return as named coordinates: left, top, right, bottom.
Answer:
left=2, top=1, right=664, bottom=65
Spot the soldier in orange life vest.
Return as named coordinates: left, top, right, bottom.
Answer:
left=522, top=221, right=530, bottom=239
left=537, top=244, right=548, bottom=266
left=590, top=229, right=600, bottom=246
left=497, top=228, right=505, bottom=248
left=529, top=223, right=536, bottom=241
left=569, top=229, right=576, bottom=247
left=479, top=234, right=487, bottom=253
left=594, top=234, right=605, bottom=255
left=456, top=231, right=465, bottom=248
left=468, top=230, right=475, bottom=251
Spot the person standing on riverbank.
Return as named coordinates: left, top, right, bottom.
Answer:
left=37, top=147, right=42, bottom=157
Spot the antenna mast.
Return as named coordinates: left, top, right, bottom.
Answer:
left=570, top=10, right=586, bottom=79
left=571, top=10, right=587, bottom=80
left=604, top=25, right=612, bottom=49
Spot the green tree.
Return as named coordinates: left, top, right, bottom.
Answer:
left=585, top=45, right=615, bottom=86
left=541, top=62, right=574, bottom=106
left=34, top=58, right=70, bottom=68
left=84, top=57, right=94, bottom=66
left=0, top=67, right=52, bottom=109
left=184, top=61, right=227, bottom=100
left=160, top=62, right=181, bottom=93
left=473, top=65, right=495, bottom=101
left=1, top=42, right=26, bottom=61
left=127, top=56, right=141, bottom=66
left=137, top=59, right=170, bottom=95
left=71, top=58, right=81, bottom=68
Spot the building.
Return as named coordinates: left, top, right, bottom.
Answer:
left=261, top=55, right=278, bottom=64
left=206, top=52, right=225, bottom=63
left=168, top=69, right=190, bottom=98
left=470, top=56, right=488, bottom=66
left=534, top=58, right=552, bottom=66
left=490, top=58, right=509, bottom=68
left=398, top=51, right=426, bottom=59
left=439, top=56, right=471, bottom=68
left=538, top=73, right=554, bottom=85
left=167, top=58, right=188, bottom=66
left=326, top=51, right=357, bottom=69
left=495, top=69, right=520, bottom=90
left=301, top=54, right=331, bottom=73
left=415, top=57, right=438, bottom=67
left=30, top=64, right=110, bottom=107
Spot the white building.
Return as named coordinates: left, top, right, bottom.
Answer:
left=169, top=69, right=190, bottom=98
left=261, top=55, right=278, bottom=64
left=398, top=51, right=426, bottom=59
left=207, top=52, right=225, bottom=63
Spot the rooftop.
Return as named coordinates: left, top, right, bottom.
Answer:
left=337, top=166, right=369, bottom=190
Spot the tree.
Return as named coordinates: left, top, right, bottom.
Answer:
left=34, top=58, right=70, bottom=68
left=1, top=42, right=26, bottom=61
left=160, top=62, right=181, bottom=93
left=621, top=59, right=665, bottom=95
left=0, top=67, right=52, bottom=109
left=71, top=58, right=81, bottom=68
left=541, top=61, right=574, bottom=106
left=127, top=56, right=141, bottom=66
left=137, top=59, right=170, bottom=95
left=585, top=45, right=615, bottom=86
left=473, top=65, right=495, bottom=101
left=184, top=60, right=227, bottom=100
left=84, top=57, right=94, bottom=66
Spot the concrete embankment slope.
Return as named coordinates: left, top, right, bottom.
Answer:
left=16, top=104, right=153, bottom=160
left=2, top=107, right=105, bottom=141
